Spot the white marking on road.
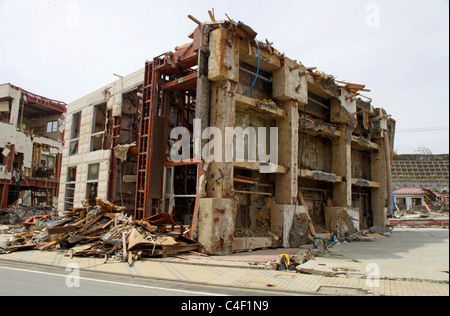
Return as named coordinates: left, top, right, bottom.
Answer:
left=0, top=265, right=226, bottom=296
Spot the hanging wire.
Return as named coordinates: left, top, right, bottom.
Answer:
left=237, top=22, right=260, bottom=96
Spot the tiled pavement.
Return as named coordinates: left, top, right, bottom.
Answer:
left=0, top=249, right=448, bottom=296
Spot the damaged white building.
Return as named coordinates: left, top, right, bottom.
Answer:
left=0, top=83, right=66, bottom=208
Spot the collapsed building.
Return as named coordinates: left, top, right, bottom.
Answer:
left=0, top=83, right=66, bottom=209
left=57, top=17, right=396, bottom=255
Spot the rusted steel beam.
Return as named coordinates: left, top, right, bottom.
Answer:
left=163, top=72, right=197, bottom=92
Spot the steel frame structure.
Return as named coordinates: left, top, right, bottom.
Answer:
left=134, top=38, right=200, bottom=220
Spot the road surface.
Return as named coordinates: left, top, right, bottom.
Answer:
left=0, top=260, right=303, bottom=296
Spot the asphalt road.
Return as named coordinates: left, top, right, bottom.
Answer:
left=0, top=260, right=300, bottom=297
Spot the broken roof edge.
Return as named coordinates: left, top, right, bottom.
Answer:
left=3, top=83, right=67, bottom=112
left=393, top=187, right=439, bottom=199
left=190, top=14, right=376, bottom=107
left=66, top=67, right=145, bottom=113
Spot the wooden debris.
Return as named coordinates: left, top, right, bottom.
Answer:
left=297, top=191, right=317, bottom=237
left=188, top=14, right=201, bottom=25
left=2, top=198, right=200, bottom=263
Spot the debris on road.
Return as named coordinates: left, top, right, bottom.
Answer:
left=269, top=226, right=390, bottom=272
left=1, top=198, right=199, bottom=264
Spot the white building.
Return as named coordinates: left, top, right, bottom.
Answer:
left=57, top=69, right=144, bottom=214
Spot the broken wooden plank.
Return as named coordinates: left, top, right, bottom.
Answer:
left=39, top=233, right=67, bottom=250
left=297, top=192, right=316, bottom=237
left=122, top=230, right=128, bottom=261
left=234, top=190, right=272, bottom=196
left=48, top=225, right=77, bottom=235
left=208, top=9, right=216, bottom=22
left=79, top=219, right=113, bottom=236
left=76, top=214, right=103, bottom=234
left=188, top=14, right=202, bottom=25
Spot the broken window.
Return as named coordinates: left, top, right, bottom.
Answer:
left=0, top=100, right=11, bottom=123
left=237, top=62, right=273, bottom=99
left=395, top=197, right=406, bottom=210
left=90, top=103, right=107, bottom=152
left=64, top=166, right=77, bottom=212
left=46, top=121, right=58, bottom=133
left=163, top=164, right=198, bottom=226
left=34, top=151, right=57, bottom=178
left=86, top=163, right=100, bottom=205
left=69, top=112, right=81, bottom=156
left=0, top=147, right=6, bottom=166
left=304, top=92, right=331, bottom=121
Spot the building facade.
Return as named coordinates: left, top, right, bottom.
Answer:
left=57, top=69, right=143, bottom=214
left=57, top=20, right=396, bottom=255
left=0, top=83, right=66, bottom=208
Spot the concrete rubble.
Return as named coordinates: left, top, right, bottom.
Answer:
left=0, top=204, right=57, bottom=226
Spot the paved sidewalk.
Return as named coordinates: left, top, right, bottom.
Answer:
left=0, top=248, right=448, bottom=296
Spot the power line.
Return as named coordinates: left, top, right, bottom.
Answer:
left=396, top=126, right=449, bottom=133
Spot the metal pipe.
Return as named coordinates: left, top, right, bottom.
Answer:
left=307, top=97, right=329, bottom=110
left=234, top=190, right=272, bottom=196
left=239, top=66, right=272, bottom=83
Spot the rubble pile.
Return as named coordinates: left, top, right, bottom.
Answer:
left=2, top=198, right=199, bottom=264
left=0, top=204, right=57, bottom=226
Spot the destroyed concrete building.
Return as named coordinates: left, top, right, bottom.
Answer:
left=57, top=18, right=396, bottom=255
left=0, top=83, right=66, bottom=209
left=393, top=187, right=448, bottom=213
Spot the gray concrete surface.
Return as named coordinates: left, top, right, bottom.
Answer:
left=298, top=227, right=449, bottom=282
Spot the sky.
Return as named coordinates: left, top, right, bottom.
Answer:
left=0, top=0, right=448, bottom=154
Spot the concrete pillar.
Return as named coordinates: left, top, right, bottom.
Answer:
left=199, top=27, right=239, bottom=255
left=198, top=198, right=237, bottom=255
left=275, top=100, right=299, bottom=205
left=332, top=125, right=353, bottom=207
left=325, top=206, right=359, bottom=239
left=270, top=204, right=310, bottom=248
left=272, top=59, right=305, bottom=245
left=206, top=26, right=238, bottom=199
left=206, top=80, right=236, bottom=199
left=371, top=138, right=388, bottom=227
